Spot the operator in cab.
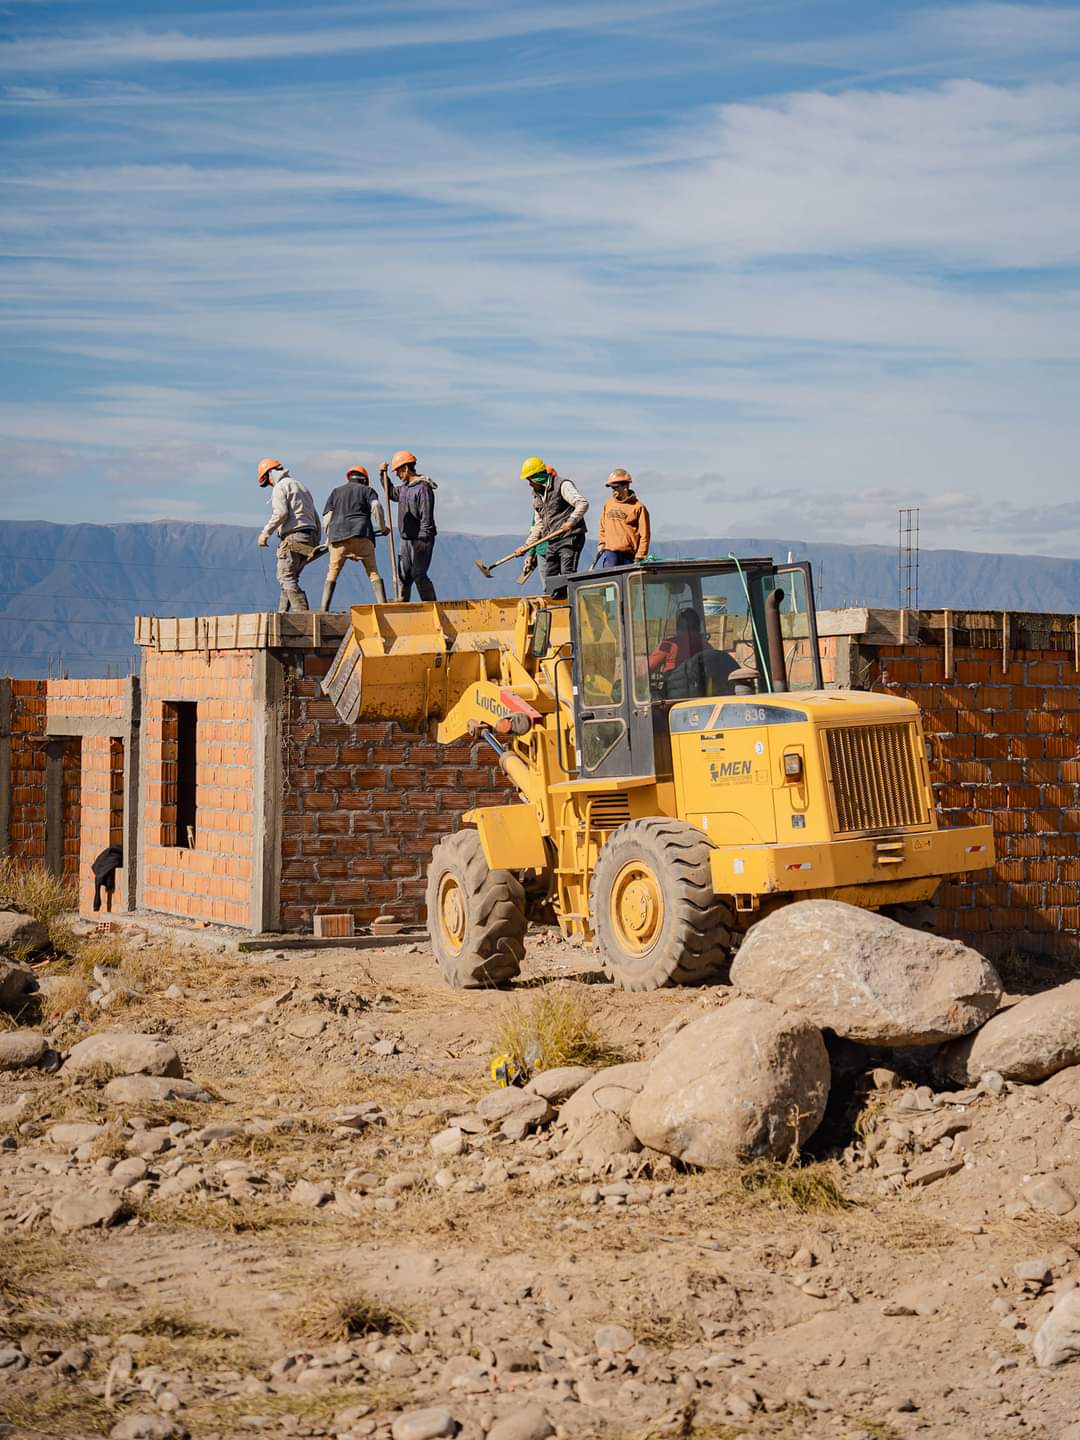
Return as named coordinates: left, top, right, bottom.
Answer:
left=648, top=607, right=740, bottom=699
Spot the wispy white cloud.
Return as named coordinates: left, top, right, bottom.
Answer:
left=0, top=0, right=723, bottom=71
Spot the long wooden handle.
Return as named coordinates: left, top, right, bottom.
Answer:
left=381, top=469, right=402, bottom=601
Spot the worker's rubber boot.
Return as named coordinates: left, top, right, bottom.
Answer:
left=370, top=577, right=387, bottom=604
left=320, top=578, right=336, bottom=612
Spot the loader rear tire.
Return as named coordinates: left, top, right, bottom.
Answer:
left=590, top=818, right=735, bottom=992
left=426, top=829, right=527, bottom=989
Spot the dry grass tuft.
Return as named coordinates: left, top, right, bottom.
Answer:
left=139, top=1195, right=321, bottom=1234
left=495, top=983, right=625, bottom=1075
left=0, top=1385, right=117, bottom=1437
left=292, top=1290, right=411, bottom=1343
left=733, top=1158, right=850, bottom=1214
left=0, top=857, right=77, bottom=923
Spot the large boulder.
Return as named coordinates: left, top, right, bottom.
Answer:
left=730, top=900, right=1001, bottom=1046
left=0, top=910, right=48, bottom=958
left=64, top=1032, right=183, bottom=1081
left=941, top=980, right=1080, bottom=1084
left=629, top=999, right=829, bottom=1167
left=0, top=955, right=38, bottom=1010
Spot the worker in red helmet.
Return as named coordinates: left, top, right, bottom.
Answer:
left=319, top=463, right=389, bottom=610
left=379, top=450, right=438, bottom=601
left=256, top=458, right=323, bottom=612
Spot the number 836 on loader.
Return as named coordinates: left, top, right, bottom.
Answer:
left=323, top=556, right=994, bottom=991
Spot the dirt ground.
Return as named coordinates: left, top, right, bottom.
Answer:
left=2, top=925, right=1080, bottom=1440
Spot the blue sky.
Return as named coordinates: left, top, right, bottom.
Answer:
left=2, top=0, right=1080, bottom=553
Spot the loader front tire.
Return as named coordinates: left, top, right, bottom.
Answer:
left=590, top=818, right=735, bottom=992
left=426, top=829, right=527, bottom=989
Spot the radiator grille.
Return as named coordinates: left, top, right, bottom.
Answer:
left=588, top=793, right=632, bottom=829
left=825, top=723, right=930, bottom=834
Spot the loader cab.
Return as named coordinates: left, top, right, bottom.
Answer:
left=566, top=557, right=823, bottom=782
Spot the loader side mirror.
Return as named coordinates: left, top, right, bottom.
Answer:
left=530, top=608, right=552, bottom=657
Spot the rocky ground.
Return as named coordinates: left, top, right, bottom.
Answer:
left=2, top=921, right=1080, bottom=1440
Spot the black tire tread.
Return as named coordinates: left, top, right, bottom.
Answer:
left=426, top=829, right=527, bottom=989
left=589, top=817, right=735, bottom=992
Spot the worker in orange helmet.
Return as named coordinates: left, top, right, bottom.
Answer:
left=319, top=463, right=389, bottom=610
left=256, top=457, right=323, bottom=612
left=596, top=468, right=650, bottom=569
left=379, top=450, right=438, bottom=601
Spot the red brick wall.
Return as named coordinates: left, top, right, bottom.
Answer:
left=7, top=680, right=47, bottom=863
left=279, top=654, right=510, bottom=931
left=874, top=640, right=1080, bottom=959
left=140, top=651, right=255, bottom=928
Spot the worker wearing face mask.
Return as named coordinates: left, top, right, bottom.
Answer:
left=517, top=457, right=588, bottom=599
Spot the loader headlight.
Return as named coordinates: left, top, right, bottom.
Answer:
left=783, top=752, right=804, bottom=781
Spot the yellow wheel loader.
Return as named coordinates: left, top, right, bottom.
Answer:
left=323, top=557, right=995, bottom=991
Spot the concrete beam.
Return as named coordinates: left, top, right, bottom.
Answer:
left=251, top=649, right=285, bottom=935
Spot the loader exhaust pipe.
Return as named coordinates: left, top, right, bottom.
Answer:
left=765, top=587, right=788, bottom=693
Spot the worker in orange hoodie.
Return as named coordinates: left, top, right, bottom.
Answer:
left=596, top=468, right=650, bottom=568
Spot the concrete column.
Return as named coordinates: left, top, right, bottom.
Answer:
left=123, top=676, right=141, bottom=913
left=0, top=678, right=10, bottom=856
left=252, top=649, right=285, bottom=934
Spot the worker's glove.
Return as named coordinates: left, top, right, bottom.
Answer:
left=375, top=529, right=390, bottom=538
left=257, top=535, right=269, bottom=548
left=520, top=554, right=537, bottom=580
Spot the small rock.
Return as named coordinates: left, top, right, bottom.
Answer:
left=476, top=1089, right=551, bottom=1124
left=390, top=1407, right=458, bottom=1440
left=384, top=1171, right=420, bottom=1196
left=904, top=1157, right=964, bottom=1187
left=51, top=1189, right=124, bottom=1234
left=371, top=1037, right=399, bottom=1056
left=103, top=1076, right=212, bottom=1104
left=48, top=1121, right=103, bottom=1148
left=52, top=1344, right=93, bottom=1375
left=430, top=1127, right=466, bottom=1157
left=1034, top=1290, right=1080, bottom=1367
left=594, top=1324, right=635, bottom=1353
left=286, top=1015, right=327, bottom=1039
left=194, top=1123, right=244, bottom=1144
left=65, top=1032, right=183, bottom=1080
left=1022, top=1177, right=1077, bottom=1216
left=487, top=1405, right=554, bottom=1440
left=1014, top=1259, right=1052, bottom=1286
left=870, top=1067, right=900, bottom=1090
left=290, top=1179, right=333, bottom=1207
left=109, top=1416, right=189, bottom=1440
left=109, top=1157, right=149, bottom=1190
left=525, top=1067, right=595, bottom=1104
left=0, top=1029, right=49, bottom=1070
left=0, top=912, right=49, bottom=961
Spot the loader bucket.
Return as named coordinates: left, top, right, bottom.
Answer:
left=322, top=598, right=525, bottom=732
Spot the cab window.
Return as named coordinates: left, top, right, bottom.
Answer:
left=576, top=583, right=623, bottom=708
left=629, top=571, right=755, bottom=703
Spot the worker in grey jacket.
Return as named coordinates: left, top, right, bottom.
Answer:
left=256, top=457, right=323, bottom=612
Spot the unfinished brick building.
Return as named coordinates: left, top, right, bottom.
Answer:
left=2, top=605, right=1080, bottom=959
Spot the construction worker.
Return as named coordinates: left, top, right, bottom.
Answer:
left=518, top=457, right=588, bottom=599
left=596, top=468, right=650, bottom=568
left=256, top=458, right=323, bottom=612
left=380, top=451, right=437, bottom=601
left=320, top=463, right=389, bottom=610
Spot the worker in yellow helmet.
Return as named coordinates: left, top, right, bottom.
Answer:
left=518, top=457, right=588, bottom=600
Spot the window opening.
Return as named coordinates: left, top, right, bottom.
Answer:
left=630, top=570, right=757, bottom=703
left=162, top=701, right=197, bottom=848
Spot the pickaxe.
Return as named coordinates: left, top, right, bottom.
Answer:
left=475, top=524, right=575, bottom=582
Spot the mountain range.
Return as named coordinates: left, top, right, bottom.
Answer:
left=2, top=519, right=1078, bottom=678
